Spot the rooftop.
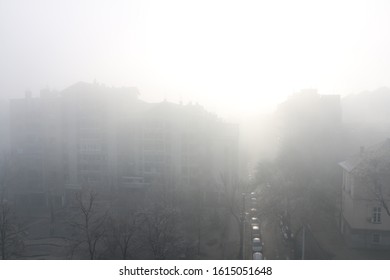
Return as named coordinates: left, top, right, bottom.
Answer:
left=339, top=139, right=390, bottom=173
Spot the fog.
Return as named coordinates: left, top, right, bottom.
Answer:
left=1, top=0, right=390, bottom=260
left=2, top=0, right=390, bottom=119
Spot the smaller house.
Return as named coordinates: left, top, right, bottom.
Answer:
left=339, top=139, right=390, bottom=249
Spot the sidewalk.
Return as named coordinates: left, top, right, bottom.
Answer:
left=260, top=217, right=293, bottom=260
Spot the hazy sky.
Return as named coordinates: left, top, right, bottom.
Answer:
left=1, top=0, right=390, bottom=120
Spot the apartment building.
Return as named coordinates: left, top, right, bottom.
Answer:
left=8, top=90, right=62, bottom=210
left=8, top=82, right=239, bottom=210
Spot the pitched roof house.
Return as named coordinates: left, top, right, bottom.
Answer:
left=339, top=139, right=390, bottom=249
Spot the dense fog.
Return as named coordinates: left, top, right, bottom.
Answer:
left=1, top=86, right=390, bottom=260
left=1, top=1, right=390, bottom=260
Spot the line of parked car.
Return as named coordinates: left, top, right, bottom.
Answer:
left=250, top=192, right=264, bottom=260
left=279, top=215, right=293, bottom=243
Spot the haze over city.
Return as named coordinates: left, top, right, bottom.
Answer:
left=2, top=0, right=390, bottom=262
left=2, top=0, right=390, bottom=120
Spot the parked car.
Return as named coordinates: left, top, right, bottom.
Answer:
left=250, top=197, right=257, bottom=207
left=252, top=237, right=263, bottom=252
left=281, top=225, right=292, bottom=241
left=253, top=252, right=263, bottom=260
left=252, top=225, right=260, bottom=238
left=250, top=191, right=258, bottom=199
left=250, top=217, right=260, bottom=227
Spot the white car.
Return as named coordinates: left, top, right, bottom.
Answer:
left=251, top=217, right=260, bottom=227
left=252, top=237, right=263, bottom=252
left=252, top=225, right=261, bottom=238
left=253, top=252, right=263, bottom=260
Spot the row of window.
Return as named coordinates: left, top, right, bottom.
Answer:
left=372, top=206, right=382, bottom=224
left=78, top=163, right=103, bottom=171
left=78, top=153, right=106, bottom=161
left=372, top=233, right=381, bottom=244
left=79, top=142, right=102, bottom=152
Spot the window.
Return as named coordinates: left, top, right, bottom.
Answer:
left=344, top=173, right=352, bottom=195
left=372, top=207, right=382, bottom=224
left=342, top=172, right=346, bottom=190
left=372, top=233, right=381, bottom=244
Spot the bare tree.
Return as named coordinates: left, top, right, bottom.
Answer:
left=356, top=158, right=390, bottom=216
left=142, top=207, right=177, bottom=259
left=68, top=187, right=108, bottom=259
left=104, top=211, right=140, bottom=259
left=139, top=187, right=186, bottom=260
left=369, top=178, right=390, bottom=216
left=254, top=161, right=291, bottom=218
left=0, top=159, right=26, bottom=259
left=0, top=198, right=25, bottom=259
left=219, top=173, right=246, bottom=259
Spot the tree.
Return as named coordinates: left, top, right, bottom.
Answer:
left=68, top=187, right=108, bottom=259
left=104, top=211, right=140, bottom=259
left=0, top=198, right=26, bottom=259
left=0, top=158, right=26, bottom=259
left=254, top=160, right=287, bottom=218
left=219, top=173, right=247, bottom=259
left=139, top=187, right=186, bottom=260
left=355, top=157, right=390, bottom=216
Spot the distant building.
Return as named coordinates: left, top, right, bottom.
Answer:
left=60, top=82, right=141, bottom=192
left=276, top=89, right=342, bottom=149
left=0, top=98, right=9, bottom=184
left=8, top=82, right=238, bottom=210
left=0, top=98, right=9, bottom=157
left=8, top=89, right=63, bottom=211
left=341, top=87, right=390, bottom=156
left=275, top=89, right=343, bottom=172
left=339, top=139, right=390, bottom=249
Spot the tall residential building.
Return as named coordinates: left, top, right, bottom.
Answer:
left=275, top=89, right=343, bottom=170
left=8, top=82, right=239, bottom=210
left=9, top=89, right=63, bottom=210
left=0, top=98, right=9, bottom=155
left=0, top=98, right=10, bottom=179
left=276, top=89, right=342, bottom=148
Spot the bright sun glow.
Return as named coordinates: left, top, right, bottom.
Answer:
left=1, top=0, right=390, bottom=120
left=129, top=0, right=390, bottom=119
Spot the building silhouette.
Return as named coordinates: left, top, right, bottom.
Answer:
left=8, top=82, right=238, bottom=211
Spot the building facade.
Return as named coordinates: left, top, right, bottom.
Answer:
left=8, top=82, right=239, bottom=210
left=276, top=89, right=342, bottom=158
left=9, top=90, right=63, bottom=211
left=339, top=139, right=390, bottom=249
